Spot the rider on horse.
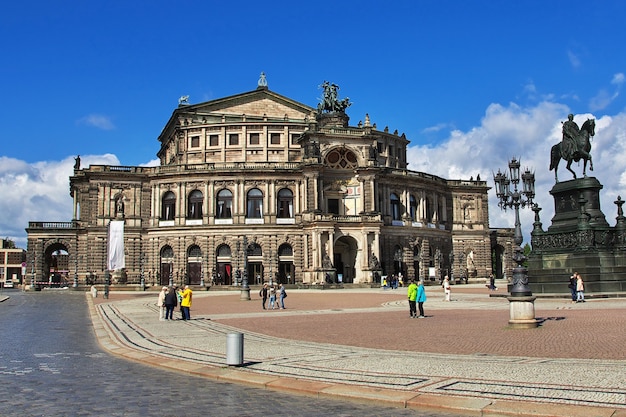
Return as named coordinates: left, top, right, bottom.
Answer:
left=561, top=114, right=580, bottom=160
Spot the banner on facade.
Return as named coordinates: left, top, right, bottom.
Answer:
left=108, top=220, right=125, bottom=270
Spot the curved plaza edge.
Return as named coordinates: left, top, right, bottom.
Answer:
left=87, top=286, right=626, bottom=417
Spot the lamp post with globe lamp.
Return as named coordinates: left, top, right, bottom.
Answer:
left=493, top=157, right=539, bottom=328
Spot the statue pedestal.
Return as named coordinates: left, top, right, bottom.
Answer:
left=507, top=295, right=539, bottom=328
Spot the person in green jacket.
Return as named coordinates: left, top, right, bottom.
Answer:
left=407, top=279, right=418, bottom=318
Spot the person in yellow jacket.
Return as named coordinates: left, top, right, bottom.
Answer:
left=180, top=285, right=193, bottom=320
left=407, top=279, right=418, bottom=318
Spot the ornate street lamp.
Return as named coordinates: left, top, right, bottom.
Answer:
left=494, top=158, right=535, bottom=296
left=494, top=158, right=538, bottom=328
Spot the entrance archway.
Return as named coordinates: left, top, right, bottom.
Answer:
left=44, top=243, right=70, bottom=285
left=278, top=243, right=294, bottom=284
left=187, top=245, right=202, bottom=285
left=333, top=235, right=358, bottom=283
left=160, top=245, right=174, bottom=286
left=493, top=244, right=506, bottom=280
left=216, top=244, right=232, bottom=285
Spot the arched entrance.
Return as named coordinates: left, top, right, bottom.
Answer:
left=493, top=244, right=506, bottom=280
left=333, top=235, right=358, bottom=283
left=246, top=243, right=263, bottom=285
left=44, top=243, right=70, bottom=285
left=187, top=245, right=202, bottom=285
left=160, top=245, right=174, bottom=286
left=277, top=243, right=294, bottom=284
left=216, top=244, right=232, bottom=285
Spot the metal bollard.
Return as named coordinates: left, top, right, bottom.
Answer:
left=226, top=333, right=244, bottom=366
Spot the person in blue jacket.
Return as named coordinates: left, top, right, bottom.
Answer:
left=416, top=280, right=427, bottom=318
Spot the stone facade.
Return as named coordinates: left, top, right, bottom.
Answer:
left=26, top=84, right=497, bottom=288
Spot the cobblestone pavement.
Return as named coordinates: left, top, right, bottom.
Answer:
left=90, top=285, right=626, bottom=417
left=0, top=291, right=460, bottom=417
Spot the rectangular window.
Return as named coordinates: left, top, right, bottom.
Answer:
left=328, top=199, right=339, bottom=215
left=377, top=143, right=384, bottom=154
left=270, top=133, right=281, bottom=145
left=291, top=134, right=300, bottom=145
left=249, top=133, right=260, bottom=145
left=209, top=135, right=219, bottom=146
left=190, top=136, right=200, bottom=148
left=229, top=133, right=239, bottom=146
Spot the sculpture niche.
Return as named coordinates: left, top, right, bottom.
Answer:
left=549, top=115, right=595, bottom=182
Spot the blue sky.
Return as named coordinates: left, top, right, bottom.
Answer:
left=2, top=0, right=626, bottom=248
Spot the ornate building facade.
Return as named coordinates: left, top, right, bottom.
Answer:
left=26, top=79, right=497, bottom=288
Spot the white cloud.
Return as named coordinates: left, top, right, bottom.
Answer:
left=140, top=158, right=161, bottom=167
left=589, top=73, right=624, bottom=111
left=0, top=154, right=120, bottom=248
left=421, top=123, right=449, bottom=134
left=77, top=114, right=115, bottom=130
left=567, top=50, right=581, bottom=68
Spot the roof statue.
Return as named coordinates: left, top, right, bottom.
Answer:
left=257, top=72, right=268, bottom=88
left=317, top=81, right=351, bottom=114
left=178, top=95, right=190, bottom=106
left=549, top=115, right=595, bottom=182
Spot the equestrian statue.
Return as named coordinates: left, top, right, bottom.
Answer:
left=549, top=114, right=595, bottom=182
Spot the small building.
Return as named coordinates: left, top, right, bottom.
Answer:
left=1, top=239, right=26, bottom=287
left=26, top=78, right=509, bottom=288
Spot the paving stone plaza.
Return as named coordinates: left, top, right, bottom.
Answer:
left=90, top=284, right=625, bottom=416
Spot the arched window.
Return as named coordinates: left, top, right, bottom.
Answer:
left=160, top=245, right=174, bottom=259
left=161, top=192, right=176, bottom=220
left=247, top=243, right=263, bottom=257
left=187, top=190, right=203, bottom=219
left=246, top=188, right=263, bottom=219
left=409, top=195, right=418, bottom=221
left=216, top=189, right=232, bottom=219
left=217, top=244, right=231, bottom=257
left=277, top=188, right=293, bottom=218
left=325, top=147, right=358, bottom=169
left=188, top=245, right=202, bottom=258
left=390, top=193, right=401, bottom=221
left=278, top=243, right=293, bottom=256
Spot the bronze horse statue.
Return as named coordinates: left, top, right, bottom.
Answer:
left=549, top=118, right=595, bottom=182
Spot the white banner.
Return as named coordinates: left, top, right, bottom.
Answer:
left=108, top=221, right=125, bottom=270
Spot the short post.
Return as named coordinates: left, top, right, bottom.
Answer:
left=226, top=333, right=244, bottom=366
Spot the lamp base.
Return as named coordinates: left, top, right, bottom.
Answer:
left=240, top=287, right=251, bottom=301
left=507, top=295, right=539, bottom=328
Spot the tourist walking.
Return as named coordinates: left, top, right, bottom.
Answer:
left=279, top=283, right=287, bottom=309
left=576, top=272, right=585, bottom=303
left=442, top=275, right=451, bottom=301
left=568, top=274, right=577, bottom=302
left=407, top=279, right=418, bottom=318
left=488, top=273, right=497, bottom=291
left=417, top=279, right=427, bottom=318
left=259, top=283, right=268, bottom=309
left=268, top=285, right=277, bottom=309
left=157, top=286, right=168, bottom=321
left=180, top=285, right=193, bottom=320
left=164, top=286, right=178, bottom=320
